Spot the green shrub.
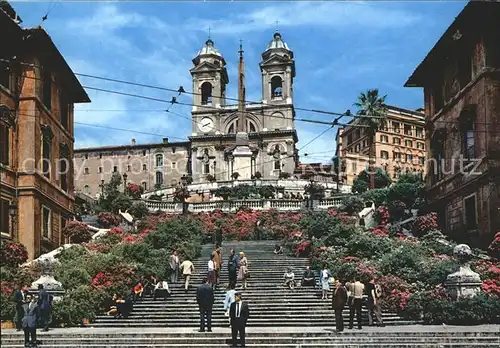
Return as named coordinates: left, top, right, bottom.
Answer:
left=346, top=232, right=394, bottom=260
left=361, top=188, right=388, bottom=206
left=423, top=259, right=459, bottom=287
left=0, top=291, right=15, bottom=321
left=52, top=286, right=106, bottom=326
left=129, top=201, right=149, bottom=219
left=380, top=243, right=425, bottom=283
left=56, top=267, right=92, bottom=291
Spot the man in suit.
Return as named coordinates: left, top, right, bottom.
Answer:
left=229, top=292, right=250, bottom=347
left=22, top=294, right=39, bottom=347
left=227, top=249, right=239, bottom=289
left=332, top=279, right=348, bottom=332
left=14, top=285, right=26, bottom=331
left=196, top=278, right=214, bottom=332
left=37, top=284, right=52, bottom=332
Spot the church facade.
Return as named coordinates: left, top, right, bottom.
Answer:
left=74, top=32, right=305, bottom=197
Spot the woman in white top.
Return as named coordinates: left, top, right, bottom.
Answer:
left=283, top=268, right=296, bottom=289
left=223, top=283, right=236, bottom=324
left=237, top=251, right=249, bottom=289
left=319, top=263, right=332, bottom=299
left=207, top=254, right=216, bottom=287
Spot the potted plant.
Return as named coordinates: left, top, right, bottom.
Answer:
left=254, top=171, right=262, bottom=180
left=206, top=174, right=216, bottom=183
left=231, top=172, right=240, bottom=180
left=279, top=172, right=291, bottom=179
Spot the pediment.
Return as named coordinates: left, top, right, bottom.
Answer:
left=190, top=61, right=220, bottom=73
left=261, top=55, right=291, bottom=66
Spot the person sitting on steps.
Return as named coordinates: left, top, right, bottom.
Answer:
left=274, top=244, right=283, bottom=255
left=283, top=268, right=296, bottom=289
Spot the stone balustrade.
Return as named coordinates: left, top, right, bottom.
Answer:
left=144, top=197, right=343, bottom=213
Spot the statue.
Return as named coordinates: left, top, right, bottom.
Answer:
left=31, top=254, right=64, bottom=292
left=445, top=244, right=482, bottom=300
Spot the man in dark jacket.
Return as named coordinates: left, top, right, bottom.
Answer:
left=301, top=266, right=316, bottom=287
left=37, top=284, right=52, bottom=331
left=229, top=292, right=250, bottom=347
left=227, top=249, right=239, bottom=289
left=196, top=278, right=214, bottom=332
left=22, top=294, right=39, bottom=347
left=332, top=280, right=348, bottom=332
left=14, top=285, right=25, bottom=331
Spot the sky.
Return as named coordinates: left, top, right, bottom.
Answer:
left=12, top=0, right=467, bottom=163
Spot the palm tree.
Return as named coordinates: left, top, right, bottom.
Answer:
left=354, top=89, right=388, bottom=190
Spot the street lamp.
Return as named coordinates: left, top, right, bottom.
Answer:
left=8, top=203, right=17, bottom=240
left=122, top=173, right=128, bottom=187
left=99, top=179, right=105, bottom=194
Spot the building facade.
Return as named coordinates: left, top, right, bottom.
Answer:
left=73, top=138, right=190, bottom=198
left=0, top=2, right=90, bottom=259
left=405, top=1, right=500, bottom=247
left=337, top=105, right=426, bottom=186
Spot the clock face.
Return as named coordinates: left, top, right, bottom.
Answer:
left=199, top=117, right=214, bottom=133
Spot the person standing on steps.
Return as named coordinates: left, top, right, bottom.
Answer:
left=348, top=277, right=364, bottom=330
left=196, top=278, right=214, bottom=332
left=212, top=245, right=222, bottom=288
left=207, top=254, right=217, bottom=288
left=37, top=284, right=52, bottom=332
left=366, top=278, right=385, bottom=327
left=22, top=294, right=39, bottom=348
left=230, top=292, right=250, bottom=347
left=332, top=279, right=348, bottom=332
left=180, top=257, right=195, bottom=293
left=319, top=263, right=332, bottom=300
left=169, top=250, right=180, bottom=283
left=227, top=249, right=239, bottom=289
left=14, top=285, right=26, bottom=331
left=237, top=252, right=249, bottom=289
left=223, top=283, right=237, bottom=325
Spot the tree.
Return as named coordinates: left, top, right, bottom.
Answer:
left=354, top=89, right=388, bottom=189
left=352, top=168, right=392, bottom=194
left=258, top=185, right=275, bottom=199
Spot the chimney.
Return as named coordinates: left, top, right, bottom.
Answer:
left=131, top=138, right=136, bottom=146
left=162, top=138, right=168, bottom=144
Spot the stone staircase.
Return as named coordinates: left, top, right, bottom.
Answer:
left=90, top=240, right=410, bottom=328
left=1, top=327, right=499, bottom=347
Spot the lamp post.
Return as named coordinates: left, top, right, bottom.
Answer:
left=122, top=173, right=128, bottom=189
left=8, top=203, right=17, bottom=240
left=99, top=179, right=105, bottom=195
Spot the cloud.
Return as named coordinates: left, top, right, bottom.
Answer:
left=194, top=2, right=421, bottom=35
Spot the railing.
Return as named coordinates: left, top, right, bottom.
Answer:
left=144, top=197, right=343, bottom=213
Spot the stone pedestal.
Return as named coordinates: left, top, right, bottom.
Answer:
left=232, top=132, right=253, bottom=180
left=445, top=244, right=482, bottom=301
left=30, top=256, right=65, bottom=300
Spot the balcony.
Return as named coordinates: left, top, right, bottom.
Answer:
left=144, top=197, right=344, bottom=213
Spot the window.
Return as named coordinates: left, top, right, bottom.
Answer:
left=59, top=144, right=69, bottom=192
left=417, top=142, right=425, bottom=150
left=84, top=154, right=88, bottom=160
left=393, top=122, right=400, bottom=133
left=405, top=140, right=413, bottom=147
left=362, top=140, right=367, bottom=148
left=204, top=163, right=210, bottom=174
left=393, top=151, right=401, bottom=161
left=142, top=164, right=147, bottom=171
left=42, top=70, right=52, bottom=111
left=113, top=166, right=117, bottom=172
left=380, top=135, right=388, bottom=143
left=416, top=127, right=423, bottom=138
left=347, top=134, right=352, bottom=145
left=142, top=150, right=146, bottom=156
left=393, top=137, right=401, bottom=145
left=355, top=144, right=360, bottom=153
left=171, top=162, right=177, bottom=170
left=0, top=55, right=10, bottom=89
left=60, top=91, right=69, bottom=129
left=98, top=167, right=103, bottom=173
left=394, top=168, right=402, bottom=179
left=84, top=168, right=89, bottom=174
left=271, top=76, right=283, bottom=98
left=142, top=182, right=147, bottom=191
left=42, top=206, right=52, bottom=240
left=60, top=217, right=67, bottom=245
left=405, top=154, right=413, bottom=162
left=41, top=125, right=53, bottom=179
left=464, top=195, right=477, bottom=230
left=83, top=185, right=90, bottom=194
left=155, top=154, right=163, bottom=167
left=381, top=150, right=389, bottom=159
left=201, top=82, right=212, bottom=105
left=461, top=110, right=475, bottom=160
left=155, top=171, right=163, bottom=185
left=404, top=124, right=412, bottom=136
left=0, top=124, right=9, bottom=166
left=351, top=162, right=357, bottom=173
left=127, top=165, right=131, bottom=172
left=419, top=156, right=426, bottom=165
left=0, top=198, right=9, bottom=235
left=227, top=119, right=258, bottom=134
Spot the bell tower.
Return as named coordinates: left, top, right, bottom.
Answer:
left=190, top=39, right=229, bottom=126
left=260, top=32, right=295, bottom=105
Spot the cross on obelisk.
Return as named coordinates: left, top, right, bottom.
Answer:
left=275, top=19, right=279, bottom=32
left=208, top=26, right=211, bottom=39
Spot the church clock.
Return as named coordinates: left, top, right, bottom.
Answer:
left=198, top=117, right=214, bottom=133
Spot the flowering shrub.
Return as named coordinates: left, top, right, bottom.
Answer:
left=97, top=212, right=120, bottom=228
left=370, top=225, right=389, bottom=237
left=62, top=220, right=93, bottom=243
left=0, top=239, right=28, bottom=268
left=374, top=206, right=390, bottom=225
left=126, top=183, right=144, bottom=199
left=294, top=240, right=311, bottom=257
left=412, top=213, right=438, bottom=236
left=488, top=232, right=500, bottom=259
